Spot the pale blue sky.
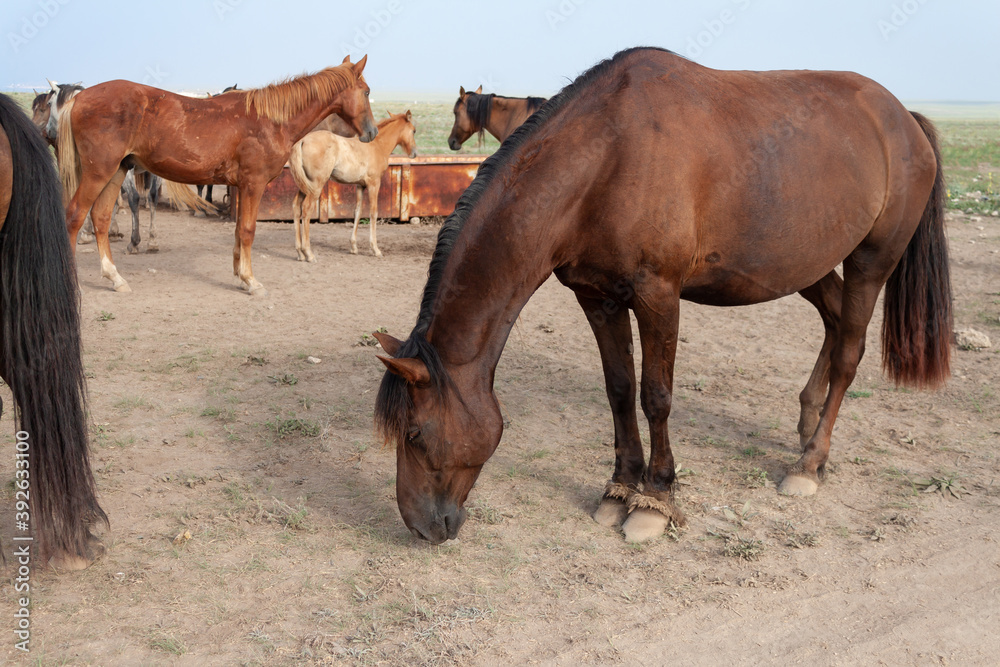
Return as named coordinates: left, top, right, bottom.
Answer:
left=2, top=0, right=997, bottom=101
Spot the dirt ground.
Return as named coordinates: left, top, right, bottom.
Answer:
left=1, top=207, right=998, bottom=665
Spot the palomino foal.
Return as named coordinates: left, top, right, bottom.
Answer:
left=289, top=111, right=417, bottom=260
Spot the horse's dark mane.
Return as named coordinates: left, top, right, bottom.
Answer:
left=464, top=94, right=549, bottom=139
left=464, top=93, right=494, bottom=141
left=56, top=83, right=83, bottom=107
left=525, top=96, right=546, bottom=114
left=375, top=47, right=673, bottom=446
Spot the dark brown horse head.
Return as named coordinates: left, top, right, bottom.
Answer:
left=339, top=54, right=378, bottom=143
left=447, top=85, right=483, bottom=150
left=374, top=331, right=503, bottom=543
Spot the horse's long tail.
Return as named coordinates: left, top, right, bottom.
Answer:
left=56, top=95, right=79, bottom=205
left=881, top=112, right=952, bottom=388
left=161, top=180, right=215, bottom=213
left=0, top=94, right=107, bottom=564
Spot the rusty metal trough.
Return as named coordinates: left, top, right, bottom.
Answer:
left=227, top=154, right=486, bottom=222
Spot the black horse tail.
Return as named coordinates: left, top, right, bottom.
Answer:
left=0, top=94, right=107, bottom=565
left=881, top=111, right=953, bottom=388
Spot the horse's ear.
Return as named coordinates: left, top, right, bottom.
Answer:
left=47, top=78, right=58, bottom=92
left=405, top=110, right=412, bottom=121
left=474, top=85, right=483, bottom=94
left=372, top=331, right=403, bottom=355
left=352, top=54, right=368, bottom=77
left=378, top=356, right=430, bottom=386
left=459, top=86, right=466, bottom=96
left=342, top=54, right=352, bottom=64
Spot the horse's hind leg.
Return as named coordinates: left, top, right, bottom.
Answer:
left=295, top=189, right=318, bottom=262
left=350, top=185, right=363, bottom=254
left=292, top=190, right=306, bottom=261
left=124, top=173, right=141, bottom=254
left=146, top=176, right=160, bottom=252
left=794, top=271, right=843, bottom=449
left=780, top=251, right=897, bottom=496
left=575, top=295, right=645, bottom=529
left=77, top=214, right=96, bottom=244
left=302, top=191, right=317, bottom=262
left=623, top=281, right=686, bottom=542
left=91, top=168, right=130, bottom=291
left=233, top=182, right=266, bottom=295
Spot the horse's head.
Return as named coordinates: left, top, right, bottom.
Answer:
left=30, top=90, right=52, bottom=136
left=374, top=331, right=503, bottom=544
left=447, top=85, right=482, bottom=151
left=339, top=55, right=378, bottom=143
left=396, top=110, right=417, bottom=158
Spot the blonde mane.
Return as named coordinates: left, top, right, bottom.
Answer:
left=244, top=65, right=357, bottom=123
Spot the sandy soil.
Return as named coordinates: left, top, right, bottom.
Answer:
left=1, top=207, right=998, bottom=665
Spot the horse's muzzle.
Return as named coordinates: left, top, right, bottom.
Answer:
left=405, top=501, right=467, bottom=544
left=360, top=121, right=378, bottom=143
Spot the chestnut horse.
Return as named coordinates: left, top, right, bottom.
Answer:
left=58, top=56, right=378, bottom=294
left=447, top=85, right=546, bottom=150
left=34, top=82, right=163, bottom=253
left=289, top=111, right=417, bottom=260
left=374, top=48, right=951, bottom=545
left=0, top=93, right=107, bottom=569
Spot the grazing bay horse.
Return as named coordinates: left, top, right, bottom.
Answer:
left=447, top=85, right=546, bottom=150
left=0, top=93, right=107, bottom=569
left=289, top=111, right=417, bottom=260
left=58, top=56, right=378, bottom=294
left=374, top=48, right=951, bottom=545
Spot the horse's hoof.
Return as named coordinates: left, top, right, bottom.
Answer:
left=77, top=233, right=95, bottom=245
left=126, top=245, right=139, bottom=255
left=374, top=251, right=383, bottom=258
left=49, top=539, right=106, bottom=572
left=593, top=497, right=628, bottom=528
left=622, top=508, right=671, bottom=543
left=307, top=255, right=317, bottom=263
left=113, top=282, right=132, bottom=293
left=146, top=244, right=159, bottom=254
left=350, top=247, right=358, bottom=255
left=777, top=474, right=819, bottom=497
left=248, top=285, right=269, bottom=298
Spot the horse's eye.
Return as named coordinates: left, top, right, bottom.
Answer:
left=408, top=427, right=424, bottom=448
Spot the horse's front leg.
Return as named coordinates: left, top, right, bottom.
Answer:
left=625, top=282, right=686, bottom=542
left=367, top=182, right=382, bottom=257
left=576, top=295, right=645, bottom=529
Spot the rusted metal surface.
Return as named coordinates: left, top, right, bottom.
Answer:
left=228, top=154, right=485, bottom=222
